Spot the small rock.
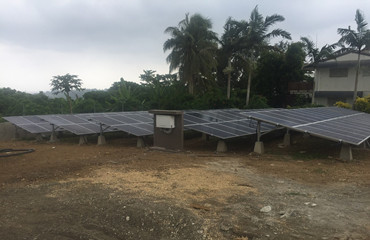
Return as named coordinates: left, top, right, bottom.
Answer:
left=126, top=216, right=130, bottom=221
left=260, top=205, right=272, bottom=213
left=220, top=222, right=232, bottom=231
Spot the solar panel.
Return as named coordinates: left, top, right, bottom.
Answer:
left=3, top=116, right=53, bottom=133
left=38, top=115, right=106, bottom=135
left=184, top=109, right=275, bottom=139
left=246, top=107, right=370, bottom=145
left=86, top=111, right=154, bottom=136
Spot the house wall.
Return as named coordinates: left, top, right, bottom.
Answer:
left=313, top=53, right=370, bottom=106
left=315, top=67, right=370, bottom=92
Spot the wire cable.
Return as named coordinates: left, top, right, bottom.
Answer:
left=0, top=148, right=35, bottom=158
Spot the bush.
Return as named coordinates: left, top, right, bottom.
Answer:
left=247, top=95, right=270, bottom=109
left=354, top=96, right=370, bottom=113
left=334, top=101, right=351, bottom=109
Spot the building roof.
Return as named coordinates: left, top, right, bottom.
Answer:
left=304, top=50, right=370, bottom=69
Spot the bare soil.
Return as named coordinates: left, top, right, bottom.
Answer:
left=0, top=134, right=369, bottom=240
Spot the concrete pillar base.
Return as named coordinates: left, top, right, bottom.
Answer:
left=49, top=132, right=58, bottom=143
left=216, top=140, right=228, bottom=153
left=97, top=135, right=106, bottom=145
left=79, top=136, right=88, bottom=145
left=283, top=133, right=291, bottom=146
left=254, top=141, right=264, bottom=154
left=340, top=144, right=353, bottom=161
left=137, top=137, right=145, bottom=148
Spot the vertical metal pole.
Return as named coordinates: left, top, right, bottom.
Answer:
left=100, top=123, right=103, bottom=136
left=257, top=121, right=261, bottom=142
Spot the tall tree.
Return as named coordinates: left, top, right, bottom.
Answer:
left=219, top=18, right=245, bottom=99
left=337, top=9, right=370, bottom=105
left=240, top=6, right=291, bottom=106
left=163, top=13, right=218, bottom=95
left=50, top=73, right=83, bottom=114
left=300, top=37, right=336, bottom=64
left=300, top=37, right=336, bottom=103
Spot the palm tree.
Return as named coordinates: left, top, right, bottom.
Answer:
left=337, top=9, right=370, bottom=105
left=301, top=37, right=336, bottom=103
left=300, top=37, right=336, bottom=64
left=241, top=6, right=291, bottom=106
left=220, top=18, right=245, bottom=99
left=163, top=13, right=218, bottom=95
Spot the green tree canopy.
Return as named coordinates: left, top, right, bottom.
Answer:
left=163, top=13, right=218, bottom=95
left=50, top=73, right=84, bottom=113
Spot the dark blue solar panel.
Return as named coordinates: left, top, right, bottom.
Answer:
left=4, top=116, right=52, bottom=133
left=246, top=107, right=370, bottom=145
left=184, top=109, right=276, bottom=139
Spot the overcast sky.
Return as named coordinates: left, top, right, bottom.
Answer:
left=1, top=0, right=370, bottom=93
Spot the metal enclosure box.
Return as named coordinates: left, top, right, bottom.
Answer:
left=149, top=110, right=184, bottom=150
left=156, top=115, right=175, bottom=128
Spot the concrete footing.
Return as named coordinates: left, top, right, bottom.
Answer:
left=283, top=133, right=291, bottom=146
left=216, top=140, right=228, bottom=153
left=254, top=141, right=264, bottom=154
left=340, top=144, right=353, bottom=161
left=79, top=136, right=88, bottom=145
left=136, top=137, right=145, bottom=148
left=49, top=132, right=58, bottom=143
left=97, top=135, right=106, bottom=145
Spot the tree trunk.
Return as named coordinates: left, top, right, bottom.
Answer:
left=246, top=69, right=252, bottom=107
left=188, top=75, right=194, bottom=95
left=68, top=96, right=73, bottom=114
left=352, top=52, right=361, bottom=109
left=227, top=57, right=231, bottom=99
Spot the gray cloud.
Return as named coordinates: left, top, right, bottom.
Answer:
left=0, top=0, right=369, bottom=92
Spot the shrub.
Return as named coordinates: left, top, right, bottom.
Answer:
left=334, top=101, right=351, bottom=109
left=354, top=97, right=370, bottom=113
left=247, top=95, right=270, bottom=109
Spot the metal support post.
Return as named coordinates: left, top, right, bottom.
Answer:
left=254, top=121, right=264, bottom=154
left=49, top=124, right=58, bottom=142
left=97, top=123, right=106, bottom=145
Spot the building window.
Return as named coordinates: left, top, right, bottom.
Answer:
left=362, top=67, right=370, bottom=77
left=329, top=68, right=348, bottom=77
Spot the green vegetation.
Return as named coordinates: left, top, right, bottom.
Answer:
left=50, top=73, right=84, bottom=113
left=335, top=95, right=370, bottom=113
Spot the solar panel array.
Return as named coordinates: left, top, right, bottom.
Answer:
left=5, top=112, right=154, bottom=137
left=246, top=107, right=370, bottom=145
left=184, top=109, right=275, bottom=139
left=5, top=107, right=370, bottom=145
left=4, top=116, right=53, bottom=134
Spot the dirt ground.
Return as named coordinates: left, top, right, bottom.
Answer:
left=0, top=133, right=369, bottom=240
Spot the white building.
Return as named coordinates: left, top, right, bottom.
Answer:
left=312, top=51, right=370, bottom=106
